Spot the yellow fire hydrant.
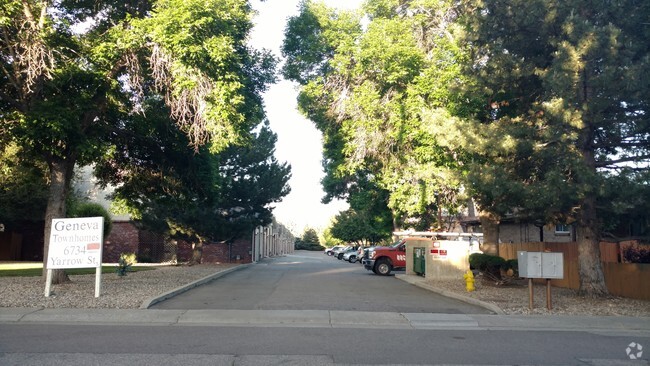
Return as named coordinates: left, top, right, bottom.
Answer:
left=463, top=270, right=475, bottom=292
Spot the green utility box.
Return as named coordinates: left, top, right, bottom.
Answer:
left=413, top=247, right=426, bottom=276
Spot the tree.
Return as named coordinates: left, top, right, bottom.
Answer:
left=1, top=1, right=275, bottom=281
left=295, top=227, right=324, bottom=251
left=95, top=97, right=290, bottom=263
left=328, top=176, right=393, bottom=245
left=319, top=227, right=343, bottom=248
left=283, top=0, right=473, bottom=230
left=458, top=0, right=650, bottom=296
left=330, top=209, right=391, bottom=246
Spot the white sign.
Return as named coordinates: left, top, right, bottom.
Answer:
left=47, top=217, right=104, bottom=269
left=45, top=217, right=104, bottom=298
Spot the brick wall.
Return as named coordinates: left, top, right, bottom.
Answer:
left=201, top=239, right=253, bottom=264
left=103, top=221, right=139, bottom=262
left=103, top=221, right=253, bottom=264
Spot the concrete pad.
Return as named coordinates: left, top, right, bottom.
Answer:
left=473, top=314, right=650, bottom=333
left=329, top=310, right=411, bottom=329
left=178, top=309, right=332, bottom=327
left=402, top=313, right=480, bottom=329
left=0, top=307, right=43, bottom=322
left=235, top=355, right=336, bottom=366
left=19, top=308, right=185, bottom=325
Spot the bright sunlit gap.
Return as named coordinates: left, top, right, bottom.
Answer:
left=249, top=1, right=364, bottom=234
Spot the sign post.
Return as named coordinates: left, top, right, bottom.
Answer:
left=45, top=217, right=104, bottom=298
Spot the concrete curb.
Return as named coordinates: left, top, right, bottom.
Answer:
left=139, top=264, right=251, bottom=309
left=395, top=274, right=506, bottom=315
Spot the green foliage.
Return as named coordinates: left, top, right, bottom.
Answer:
left=301, top=228, right=320, bottom=245
left=319, top=227, right=343, bottom=248
left=294, top=240, right=325, bottom=251
left=458, top=0, right=650, bottom=224
left=0, top=143, right=48, bottom=224
left=283, top=0, right=472, bottom=229
left=295, top=227, right=325, bottom=251
left=67, top=201, right=113, bottom=237
left=469, top=253, right=507, bottom=279
left=1, top=0, right=276, bottom=270
left=94, top=100, right=290, bottom=246
left=116, top=253, right=137, bottom=276
left=330, top=208, right=391, bottom=245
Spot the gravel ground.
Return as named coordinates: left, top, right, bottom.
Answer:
left=1, top=263, right=648, bottom=316
left=432, top=275, right=650, bottom=317
left=0, top=264, right=236, bottom=309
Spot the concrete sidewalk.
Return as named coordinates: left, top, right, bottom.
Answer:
left=1, top=307, right=649, bottom=334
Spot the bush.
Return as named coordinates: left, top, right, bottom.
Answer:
left=294, top=240, right=325, bottom=251
left=505, top=259, right=519, bottom=277
left=68, top=202, right=113, bottom=237
left=622, top=244, right=650, bottom=264
left=116, top=252, right=137, bottom=276
left=469, top=253, right=509, bottom=279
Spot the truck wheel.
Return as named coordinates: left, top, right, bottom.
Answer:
left=375, top=259, right=392, bottom=276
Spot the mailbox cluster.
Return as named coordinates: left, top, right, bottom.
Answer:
left=517, top=251, right=564, bottom=279
left=517, top=251, right=564, bottom=310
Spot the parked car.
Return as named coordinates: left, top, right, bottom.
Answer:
left=362, top=240, right=406, bottom=275
left=325, top=245, right=345, bottom=256
left=343, top=248, right=359, bottom=263
left=337, top=246, right=356, bottom=260
left=331, top=246, right=352, bottom=259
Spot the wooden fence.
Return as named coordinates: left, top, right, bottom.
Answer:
left=497, top=242, right=650, bottom=301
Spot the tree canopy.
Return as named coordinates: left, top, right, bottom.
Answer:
left=1, top=0, right=280, bottom=274
left=283, top=0, right=474, bottom=233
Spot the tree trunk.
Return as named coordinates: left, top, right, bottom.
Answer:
left=575, top=78, right=608, bottom=297
left=479, top=211, right=499, bottom=256
left=189, top=239, right=203, bottom=265
left=576, top=195, right=609, bottom=297
left=42, top=157, right=76, bottom=284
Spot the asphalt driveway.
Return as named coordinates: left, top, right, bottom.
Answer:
left=151, top=250, right=493, bottom=314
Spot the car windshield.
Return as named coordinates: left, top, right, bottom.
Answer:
left=390, top=240, right=404, bottom=248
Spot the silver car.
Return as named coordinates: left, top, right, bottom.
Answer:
left=342, top=249, right=359, bottom=263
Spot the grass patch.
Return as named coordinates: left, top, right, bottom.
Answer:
left=0, top=263, right=155, bottom=277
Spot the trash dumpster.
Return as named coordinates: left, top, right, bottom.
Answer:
left=414, top=247, right=426, bottom=276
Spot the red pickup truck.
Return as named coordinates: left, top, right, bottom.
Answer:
left=362, top=240, right=407, bottom=276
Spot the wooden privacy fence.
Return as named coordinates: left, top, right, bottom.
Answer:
left=497, top=242, right=650, bottom=301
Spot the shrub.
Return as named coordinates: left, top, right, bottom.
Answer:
left=116, top=252, right=137, bottom=276
left=469, top=253, right=509, bottom=279
left=505, top=259, right=519, bottom=277
left=622, top=244, right=650, bottom=264
left=68, top=202, right=113, bottom=237
left=294, top=241, right=325, bottom=251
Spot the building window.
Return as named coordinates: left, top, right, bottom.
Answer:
left=555, top=224, right=571, bottom=235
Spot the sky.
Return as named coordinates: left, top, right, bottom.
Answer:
left=249, top=0, right=363, bottom=235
